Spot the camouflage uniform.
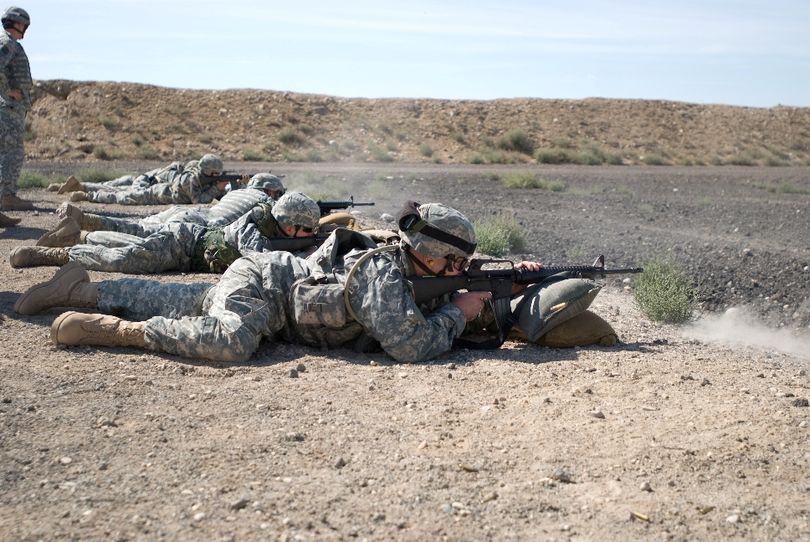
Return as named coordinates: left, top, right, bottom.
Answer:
left=87, top=163, right=224, bottom=205
left=85, top=186, right=274, bottom=237
left=80, top=161, right=186, bottom=193
left=0, top=25, right=31, bottom=199
left=65, top=202, right=288, bottom=274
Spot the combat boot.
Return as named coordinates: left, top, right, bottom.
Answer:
left=1, top=193, right=34, bottom=210
left=56, top=202, right=84, bottom=223
left=37, top=217, right=82, bottom=247
left=51, top=311, right=147, bottom=348
left=9, top=246, right=70, bottom=268
left=14, top=261, right=97, bottom=315
left=57, top=175, right=84, bottom=194
left=0, top=211, right=20, bottom=227
left=69, top=191, right=88, bottom=202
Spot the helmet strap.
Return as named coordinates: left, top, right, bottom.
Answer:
left=397, top=200, right=477, bottom=255
left=403, top=245, right=438, bottom=277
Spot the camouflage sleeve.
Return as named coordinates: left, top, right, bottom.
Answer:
left=348, top=254, right=466, bottom=363
left=221, top=211, right=267, bottom=254
left=0, top=38, right=14, bottom=69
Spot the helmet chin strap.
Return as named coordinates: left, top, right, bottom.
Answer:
left=404, top=245, right=443, bottom=277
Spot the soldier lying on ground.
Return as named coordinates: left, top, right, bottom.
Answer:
left=37, top=173, right=286, bottom=246
left=15, top=201, right=617, bottom=364
left=10, top=191, right=321, bottom=274
left=48, top=158, right=198, bottom=194
left=57, top=154, right=231, bottom=206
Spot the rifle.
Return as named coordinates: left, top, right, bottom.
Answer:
left=202, top=172, right=263, bottom=190
left=261, top=234, right=330, bottom=252
left=316, top=196, right=375, bottom=217
left=409, top=255, right=643, bottom=349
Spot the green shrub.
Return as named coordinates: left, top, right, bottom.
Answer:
left=474, top=215, right=526, bottom=256
left=279, top=127, right=306, bottom=146
left=242, top=149, right=264, bottom=161
left=17, top=170, right=54, bottom=189
left=419, top=143, right=434, bottom=157
left=496, top=129, right=534, bottom=155
left=535, top=147, right=574, bottom=164
left=368, top=145, right=394, bottom=162
left=633, top=257, right=695, bottom=323
left=641, top=153, right=670, bottom=166
left=99, top=116, right=119, bottom=131
left=501, top=173, right=565, bottom=191
left=139, top=146, right=160, bottom=160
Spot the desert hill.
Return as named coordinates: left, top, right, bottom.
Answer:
left=28, top=80, right=810, bottom=166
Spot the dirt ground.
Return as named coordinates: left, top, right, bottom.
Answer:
left=1, top=163, right=809, bottom=541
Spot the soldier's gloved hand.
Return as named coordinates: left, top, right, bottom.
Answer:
left=452, top=291, right=492, bottom=321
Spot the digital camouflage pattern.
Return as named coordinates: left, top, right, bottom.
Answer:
left=79, top=162, right=185, bottom=193
left=271, top=191, right=320, bottom=230
left=70, top=223, right=206, bottom=274
left=398, top=202, right=476, bottom=259
left=86, top=162, right=224, bottom=205
left=247, top=173, right=284, bottom=192
left=0, top=25, right=31, bottom=197
left=198, top=154, right=223, bottom=176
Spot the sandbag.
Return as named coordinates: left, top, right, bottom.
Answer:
left=510, top=278, right=601, bottom=342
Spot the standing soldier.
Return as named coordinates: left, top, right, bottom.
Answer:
left=0, top=6, right=34, bottom=214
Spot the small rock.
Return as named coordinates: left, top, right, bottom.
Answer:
left=640, top=481, right=652, bottom=492
left=59, top=456, right=72, bottom=465
left=230, top=497, right=249, bottom=510
left=550, top=467, right=573, bottom=483
left=589, top=409, right=605, bottom=419
left=296, top=363, right=306, bottom=373
left=726, top=514, right=740, bottom=524
left=288, top=369, right=299, bottom=378
left=792, top=398, right=809, bottom=407
left=335, top=457, right=347, bottom=469
left=193, top=512, right=205, bottom=522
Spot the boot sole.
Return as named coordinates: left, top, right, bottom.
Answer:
left=51, top=311, right=80, bottom=344
left=14, top=262, right=89, bottom=315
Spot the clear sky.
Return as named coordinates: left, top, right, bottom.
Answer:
left=18, top=0, right=810, bottom=108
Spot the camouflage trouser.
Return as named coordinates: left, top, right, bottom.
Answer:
left=68, top=223, right=203, bottom=273
left=82, top=175, right=149, bottom=193
left=92, top=207, right=210, bottom=237
left=98, top=252, right=305, bottom=362
left=88, top=181, right=184, bottom=205
left=0, top=107, right=26, bottom=197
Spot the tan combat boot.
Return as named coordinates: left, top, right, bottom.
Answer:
left=9, top=246, right=70, bottom=268
left=51, top=311, right=147, bottom=348
left=69, top=191, right=88, bottom=202
left=14, top=261, right=98, bottom=315
left=57, top=175, right=84, bottom=194
left=1, top=193, right=34, bottom=210
left=0, top=211, right=21, bottom=227
left=56, top=202, right=84, bottom=222
left=37, top=217, right=82, bottom=247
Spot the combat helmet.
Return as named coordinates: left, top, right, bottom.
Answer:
left=247, top=173, right=285, bottom=194
left=398, top=201, right=476, bottom=259
left=271, top=191, right=320, bottom=231
left=2, top=6, right=30, bottom=28
left=198, top=154, right=224, bottom=176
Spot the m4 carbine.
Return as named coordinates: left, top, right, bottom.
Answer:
left=408, top=255, right=643, bottom=348
left=316, top=196, right=375, bottom=217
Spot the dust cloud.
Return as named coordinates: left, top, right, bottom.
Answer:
left=683, top=307, right=810, bottom=360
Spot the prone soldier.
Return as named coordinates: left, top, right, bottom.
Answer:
left=15, top=201, right=617, bottom=363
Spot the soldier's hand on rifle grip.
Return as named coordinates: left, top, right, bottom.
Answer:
left=452, top=291, right=493, bottom=321
left=512, top=261, right=544, bottom=295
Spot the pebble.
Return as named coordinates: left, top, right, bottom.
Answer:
left=288, top=369, right=299, bottom=378
left=792, top=398, right=809, bottom=407
left=193, top=512, right=205, bottom=522
left=588, top=409, right=605, bottom=419
left=59, top=456, right=72, bottom=465
left=296, top=363, right=306, bottom=373
left=335, top=457, right=347, bottom=469
left=726, top=514, right=740, bottom=524
left=550, top=467, right=573, bottom=483
left=230, top=497, right=249, bottom=510
left=640, top=481, right=652, bottom=492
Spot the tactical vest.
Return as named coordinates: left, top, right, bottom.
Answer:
left=191, top=229, right=241, bottom=273
left=289, top=228, right=385, bottom=348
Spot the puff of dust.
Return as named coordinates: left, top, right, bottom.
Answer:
left=683, top=307, right=810, bottom=359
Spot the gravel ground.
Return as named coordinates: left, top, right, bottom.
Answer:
left=1, top=163, right=808, bottom=541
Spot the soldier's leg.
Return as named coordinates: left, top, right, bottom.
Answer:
left=67, top=227, right=195, bottom=274
left=0, top=109, right=33, bottom=210
left=143, top=258, right=285, bottom=362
